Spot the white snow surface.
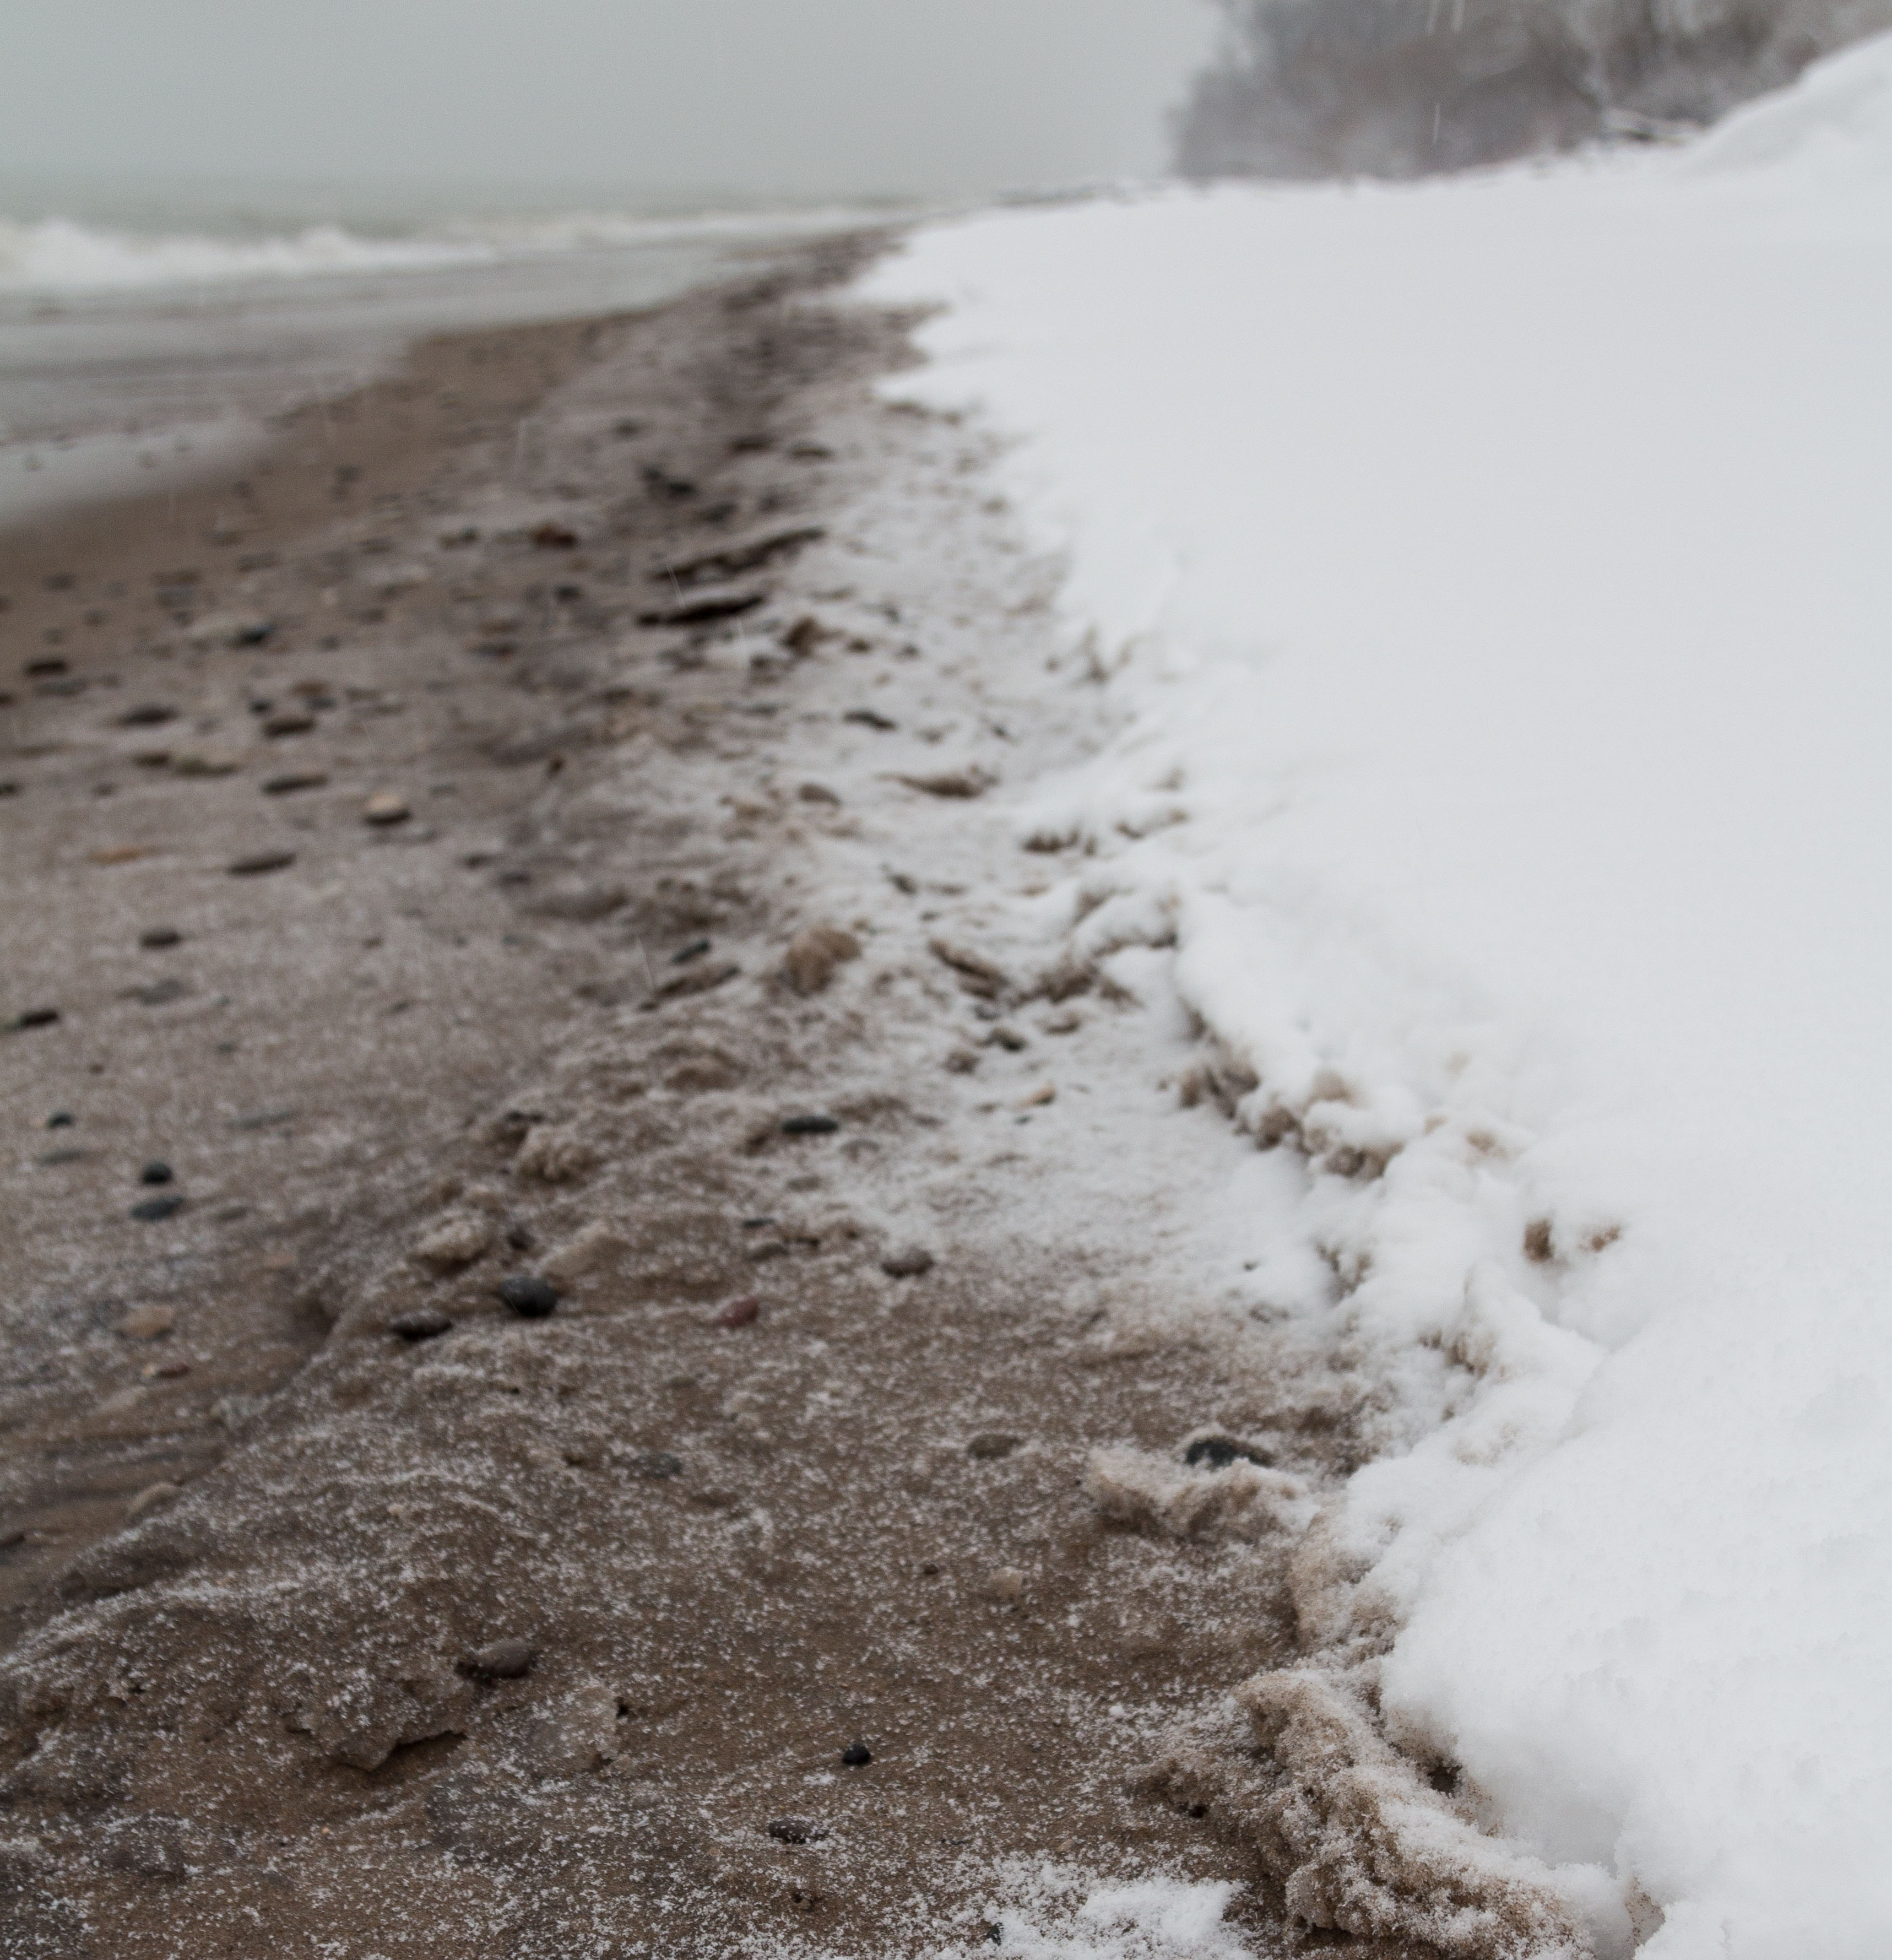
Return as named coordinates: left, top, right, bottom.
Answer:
left=861, top=34, right=1892, bottom=1960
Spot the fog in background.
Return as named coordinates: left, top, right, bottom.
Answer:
left=0, top=0, right=1218, bottom=213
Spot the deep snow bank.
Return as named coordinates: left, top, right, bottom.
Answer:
left=863, top=34, right=1892, bottom=1960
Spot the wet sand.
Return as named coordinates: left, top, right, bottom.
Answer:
left=0, top=243, right=1434, bottom=1957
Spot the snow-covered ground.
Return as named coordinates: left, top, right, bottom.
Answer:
left=864, top=34, right=1892, bottom=1960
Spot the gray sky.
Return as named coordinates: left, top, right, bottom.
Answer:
left=0, top=1, right=1219, bottom=201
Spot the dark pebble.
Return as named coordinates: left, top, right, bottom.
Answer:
left=881, top=1247, right=934, bottom=1279
left=840, top=1742, right=873, bottom=1767
left=1184, top=1435, right=1271, bottom=1471
left=671, top=938, right=711, bottom=964
left=139, top=927, right=182, bottom=949
left=628, top=1450, right=683, bottom=1480
left=262, top=711, right=315, bottom=738
left=766, top=1817, right=828, bottom=1845
left=227, top=851, right=295, bottom=876
left=47, top=1111, right=74, bottom=1129
left=497, top=1273, right=559, bottom=1319
left=263, top=771, right=328, bottom=795
left=140, top=1162, right=173, bottom=1186
left=780, top=1113, right=840, bottom=1135
left=716, top=1295, right=761, bottom=1328
left=118, top=703, right=177, bottom=728
left=130, top=1194, right=185, bottom=1222
left=15, top=1007, right=60, bottom=1029
left=467, top=1637, right=533, bottom=1679
left=391, top=1307, right=453, bottom=1341
left=504, top=1220, right=535, bottom=1252
left=232, top=620, right=276, bottom=647
left=967, top=1432, right=1023, bottom=1461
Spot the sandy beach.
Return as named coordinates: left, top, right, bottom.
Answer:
left=0, top=235, right=1393, bottom=1957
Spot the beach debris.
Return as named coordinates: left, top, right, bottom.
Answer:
left=783, top=923, right=860, bottom=995
left=929, top=939, right=1009, bottom=999
left=531, top=522, right=579, bottom=549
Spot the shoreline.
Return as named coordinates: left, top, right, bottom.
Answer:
left=0, top=233, right=1376, bottom=1955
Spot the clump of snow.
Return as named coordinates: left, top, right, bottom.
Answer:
left=951, top=1865, right=1260, bottom=1959
left=861, top=33, right=1892, bottom=1959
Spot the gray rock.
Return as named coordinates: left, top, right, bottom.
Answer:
left=467, top=1637, right=533, bottom=1679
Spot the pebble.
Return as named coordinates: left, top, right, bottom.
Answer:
left=118, top=703, right=178, bottom=728
left=780, top=1113, right=840, bottom=1136
left=390, top=1307, right=453, bottom=1341
left=796, top=782, right=841, bottom=805
left=467, top=1637, right=534, bottom=1679
left=120, top=1304, right=176, bottom=1340
left=497, top=1273, right=560, bottom=1319
left=227, top=849, right=295, bottom=876
left=628, top=1450, right=683, bottom=1480
left=981, top=1567, right=1027, bottom=1603
left=1184, top=1435, right=1270, bottom=1471
left=1017, top=1082, right=1056, bottom=1108
left=362, top=790, right=410, bottom=826
left=139, top=927, right=182, bottom=949
left=881, top=1247, right=934, bottom=1279
left=766, top=1817, right=828, bottom=1845
left=139, top=1161, right=173, bottom=1186
left=261, top=709, right=315, bottom=738
left=839, top=1742, right=874, bottom=1767
left=967, top=1432, right=1023, bottom=1460
left=985, top=1025, right=1027, bottom=1051
left=1044, top=1009, right=1082, bottom=1035
left=843, top=707, right=897, bottom=731
left=783, top=923, right=861, bottom=995
left=897, top=770, right=990, bottom=799
left=944, top=1048, right=981, bottom=1074
left=717, top=1295, right=762, bottom=1328
left=14, top=1006, right=60, bottom=1029
left=170, top=750, right=241, bottom=777
left=263, top=771, right=328, bottom=795
left=47, top=1111, right=74, bottom=1128
left=130, top=1194, right=185, bottom=1222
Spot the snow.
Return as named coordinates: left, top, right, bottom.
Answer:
left=860, top=33, right=1892, bottom=1959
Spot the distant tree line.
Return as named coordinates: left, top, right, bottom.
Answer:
left=1173, top=0, right=1892, bottom=176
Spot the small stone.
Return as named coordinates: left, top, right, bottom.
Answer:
left=262, top=709, right=315, bottom=738
left=47, top=1111, right=74, bottom=1128
left=929, top=938, right=1009, bottom=998
left=497, top=1273, right=560, bottom=1319
left=968, top=1432, right=1023, bottom=1461
left=944, top=1047, right=980, bottom=1074
left=783, top=924, right=861, bottom=995
left=412, top=1212, right=494, bottom=1271
left=126, top=1482, right=181, bottom=1521
left=1017, top=1082, right=1056, bottom=1108
left=120, top=1304, right=177, bottom=1340
left=1043, top=1009, right=1082, bottom=1035
left=139, top=1161, right=173, bottom=1186
left=896, top=770, right=991, bottom=799
left=628, top=1450, right=682, bottom=1480
left=1184, top=1435, right=1270, bottom=1471
left=263, top=771, right=328, bottom=795
left=796, top=782, right=841, bottom=805
left=839, top=1742, right=873, bottom=1767
left=227, top=849, right=295, bottom=876
left=985, top=1025, right=1027, bottom=1052
left=780, top=1113, right=839, bottom=1136
left=716, top=1295, right=762, bottom=1328
left=766, top=1817, right=828, bottom=1845
left=119, top=703, right=178, bottom=728
left=843, top=707, right=897, bottom=732
left=390, top=1307, right=452, bottom=1341
left=14, top=1006, right=59, bottom=1029
left=139, top=927, right=182, bottom=949
left=144, top=1357, right=191, bottom=1380
left=881, top=1247, right=934, bottom=1279
left=467, top=1637, right=534, bottom=1679
left=981, top=1566, right=1026, bottom=1602
left=170, top=750, right=241, bottom=777
left=130, top=1194, right=185, bottom=1222
left=363, top=790, right=410, bottom=826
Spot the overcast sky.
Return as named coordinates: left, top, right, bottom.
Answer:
left=0, top=1, right=1219, bottom=201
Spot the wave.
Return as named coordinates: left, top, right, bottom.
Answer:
left=0, top=204, right=898, bottom=296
